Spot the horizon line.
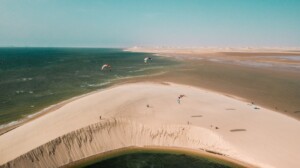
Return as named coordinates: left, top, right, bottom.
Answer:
left=1, top=46, right=300, bottom=50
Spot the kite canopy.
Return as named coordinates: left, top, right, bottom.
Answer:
left=101, top=64, right=111, bottom=70
left=179, top=95, right=185, bottom=99
left=144, top=57, right=152, bottom=63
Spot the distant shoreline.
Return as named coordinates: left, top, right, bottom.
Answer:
left=124, top=47, right=300, bottom=55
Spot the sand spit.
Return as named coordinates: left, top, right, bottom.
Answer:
left=125, top=47, right=300, bottom=69
left=1, top=83, right=300, bottom=168
left=0, top=118, right=239, bottom=168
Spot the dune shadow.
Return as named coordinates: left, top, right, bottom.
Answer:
left=226, top=108, right=235, bottom=110
left=294, top=110, right=300, bottom=113
left=230, top=129, right=247, bottom=132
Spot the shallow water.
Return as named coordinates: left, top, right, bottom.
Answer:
left=0, top=48, right=177, bottom=125
left=203, top=55, right=300, bottom=70
left=124, top=58, right=300, bottom=120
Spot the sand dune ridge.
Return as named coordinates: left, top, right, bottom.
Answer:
left=1, top=118, right=233, bottom=168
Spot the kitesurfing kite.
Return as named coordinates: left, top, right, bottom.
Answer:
left=177, top=94, right=186, bottom=104
left=101, top=64, right=112, bottom=71
left=144, top=57, right=152, bottom=63
left=179, top=95, right=185, bottom=99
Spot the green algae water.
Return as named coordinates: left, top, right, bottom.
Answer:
left=73, top=149, right=243, bottom=168
left=84, top=153, right=233, bottom=168
left=0, top=48, right=177, bottom=126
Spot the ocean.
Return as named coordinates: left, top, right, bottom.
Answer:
left=0, top=48, right=177, bottom=126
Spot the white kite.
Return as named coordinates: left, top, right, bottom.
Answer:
left=101, top=64, right=111, bottom=71
left=144, top=57, right=152, bottom=63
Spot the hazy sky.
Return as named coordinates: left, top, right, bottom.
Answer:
left=0, top=0, right=299, bottom=47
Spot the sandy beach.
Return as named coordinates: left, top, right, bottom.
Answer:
left=1, top=82, right=300, bottom=168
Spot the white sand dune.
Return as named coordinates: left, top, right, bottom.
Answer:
left=0, top=82, right=300, bottom=168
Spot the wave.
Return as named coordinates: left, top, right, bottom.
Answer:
left=0, top=103, right=57, bottom=130
left=128, top=66, right=165, bottom=73
left=86, top=81, right=112, bottom=87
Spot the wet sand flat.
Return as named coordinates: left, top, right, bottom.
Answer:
left=125, top=48, right=300, bottom=120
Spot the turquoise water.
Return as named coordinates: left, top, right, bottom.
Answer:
left=0, top=48, right=177, bottom=126
left=82, top=152, right=235, bottom=168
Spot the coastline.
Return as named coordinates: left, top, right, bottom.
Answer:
left=0, top=71, right=170, bottom=136
left=0, top=48, right=177, bottom=128
left=0, top=86, right=108, bottom=136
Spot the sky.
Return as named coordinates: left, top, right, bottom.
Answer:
left=0, top=0, right=300, bottom=47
